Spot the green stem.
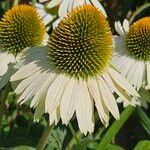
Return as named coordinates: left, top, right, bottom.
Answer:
left=32, top=0, right=37, bottom=7
left=36, top=124, right=54, bottom=150
left=0, top=83, right=11, bottom=135
left=96, top=106, right=135, bottom=150
left=66, top=129, right=82, bottom=149
left=13, top=0, right=19, bottom=6
left=130, top=3, right=150, bottom=24
left=68, top=123, right=81, bottom=146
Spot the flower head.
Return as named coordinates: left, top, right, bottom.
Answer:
left=126, top=17, right=150, bottom=61
left=0, top=4, right=46, bottom=55
left=48, top=5, right=112, bottom=79
left=114, top=17, right=150, bottom=91
left=0, top=4, right=46, bottom=89
left=11, top=5, right=139, bottom=134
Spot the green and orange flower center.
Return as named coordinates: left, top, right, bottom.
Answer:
left=126, top=17, right=150, bottom=61
left=0, top=4, right=46, bottom=55
left=47, top=5, right=113, bottom=79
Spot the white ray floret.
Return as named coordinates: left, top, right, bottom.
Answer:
left=11, top=46, right=139, bottom=134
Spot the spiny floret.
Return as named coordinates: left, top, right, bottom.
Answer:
left=48, top=5, right=112, bottom=79
left=126, top=17, right=150, bottom=61
left=0, top=4, right=46, bottom=55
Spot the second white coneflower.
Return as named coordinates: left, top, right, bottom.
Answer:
left=114, top=17, right=150, bottom=91
left=11, top=5, right=139, bottom=134
left=0, top=4, right=46, bottom=89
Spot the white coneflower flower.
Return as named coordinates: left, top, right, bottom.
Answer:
left=11, top=5, right=139, bottom=134
left=47, top=0, right=107, bottom=17
left=0, top=4, right=46, bottom=89
left=114, top=17, right=150, bottom=91
left=113, top=17, right=150, bottom=107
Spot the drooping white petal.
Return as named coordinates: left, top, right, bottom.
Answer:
left=49, top=108, right=60, bottom=125
left=107, top=67, right=139, bottom=97
left=0, top=52, right=15, bottom=76
left=11, top=61, right=39, bottom=81
left=127, top=61, right=145, bottom=90
left=102, top=73, right=132, bottom=104
left=34, top=98, right=45, bottom=121
left=14, top=70, right=42, bottom=95
left=18, top=71, right=49, bottom=104
left=0, top=63, right=15, bottom=89
left=146, top=62, right=150, bottom=89
left=117, top=57, right=135, bottom=77
left=30, top=73, right=56, bottom=108
left=88, top=78, right=109, bottom=126
left=98, top=77, right=120, bottom=119
left=45, top=74, right=69, bottom=114
left=60, top=77, right=77, bottom=124
left=76, top=79, right=94, bottom=134
left=17, top=70, right=49, bottom=104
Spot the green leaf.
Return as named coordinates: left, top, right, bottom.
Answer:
left=136, top=107, right=150, bottom=135
left=71, top=134, right=98, bottom=150
left=96, top=106, right=135, bottom=150
left=134, top=140, right=150, bottom=150
left=45, top=127, right=67, bottom=150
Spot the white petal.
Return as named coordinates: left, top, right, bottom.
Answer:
left=11, top=61, right=39, bottom=81
left=98, top=77, right=120, bottom=119
left=31, top=73, right=56, bottom=108
left=107, top=67, right=139, bottom=97
left=123, top=19, right=129, bottom=33
left=72, top=0, right=84, bottom=8
left=76, top=80, right=94, bottom=134
left=16, top=46, right=49, bottom=68
left=0, top=63, right=15, bottom=89
left=88, top=78, right=109, bottom=126
left=102, top=73, right=132, bottom=104
left=60, top=77, right=77, bottom=124
left=114, top=21, right=125, bottom=35
left=47, top=0, right=62, bottom=9
left=45, top=74, right=69, bottom=114
left=146, top=62, right=150, bottom=89
left=58, top=0, right=70, bottom=17
left=14, top=70, right=42, bottom=94
left=91, top=0, right=107, bottom=17
left=18, top=70, right=49, bottom=104
left=34, top=99, right=45, bottom=121
left=117, top=57, right=135, bottom=77
left=49, top=108, right=60, bottom=125
left=0, top=52, right=15, bottom=76
left=127, top=61, right=145, bottom=90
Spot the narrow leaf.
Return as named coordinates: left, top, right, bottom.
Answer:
left=136, top=107, right=150, bottom=135
left=96, top=106, right=135, bottom=150
left=134, top=140, right=150, bottom=150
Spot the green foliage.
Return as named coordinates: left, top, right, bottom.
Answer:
left=134, top=140, right=150, bottom=150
